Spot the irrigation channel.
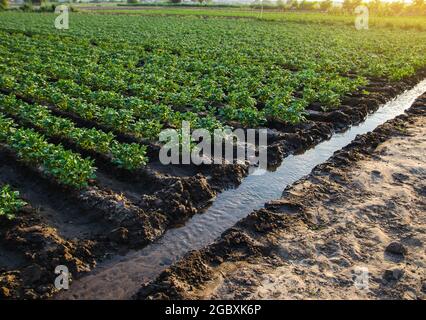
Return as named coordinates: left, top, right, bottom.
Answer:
left=57, top=79, right=426, bottom=300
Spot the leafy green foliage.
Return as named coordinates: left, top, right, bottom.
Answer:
left=110, top=142, right=147, bottom=170
left=0, top=115, right=96, bottom=189
left=0, top=185, right=27, bottom=220
left=0, top=0, right=8, bottom=11
left=0, top=93, right=148, bottom=170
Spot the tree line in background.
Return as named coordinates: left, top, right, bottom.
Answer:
left=161, top=0, right=426, bottom=15
left=0, top=0, right=425, bottom=16
left=165, top=0, right=426, bottom=15
left=258, top=0, right=425, bottom=15
left=0, top=0, right=78, bottom=11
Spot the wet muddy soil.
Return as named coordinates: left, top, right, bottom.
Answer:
left=136, top=93, right=426, bottom=300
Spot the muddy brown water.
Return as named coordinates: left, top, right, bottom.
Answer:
left=56, top=80, right=426, bottom=300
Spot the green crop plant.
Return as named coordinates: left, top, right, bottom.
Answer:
left=0, top=185, right=27, bottom=220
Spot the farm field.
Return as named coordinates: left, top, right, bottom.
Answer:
left=0, top=10, right=425, bottom=300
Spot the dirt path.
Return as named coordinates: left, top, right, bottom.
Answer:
left=136, top=93, right=426, bottom=300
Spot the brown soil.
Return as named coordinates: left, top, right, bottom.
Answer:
left=0, top=204, right=98, bottom=299
left=135, top=93, right=426, bottom=300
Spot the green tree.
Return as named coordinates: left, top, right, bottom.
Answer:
left=299, top=0, right=317, bottom=10
left=320, top=0, right=332, bottom=11
left=342, top=0, right=362, bottom=13
left=0, top=0, right=8, bottom=11
left=388, top=1, right=405, bottom=15
left=21, top=0, right=33, bottom=11
left=287, top=0, right=298, bottom=9
left=412, top=0, right=425, bottom=10
left=368, top=0, right=383, bottom=15
left=127, top=0, right=139, bottom=4
left=277, top=0, right=286, bottom=10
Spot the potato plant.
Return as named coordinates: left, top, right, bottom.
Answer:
left=0, top=185, right=27, bottom=220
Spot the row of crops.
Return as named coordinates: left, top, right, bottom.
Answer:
left=0, top=115, right=95, bottom=188
left=0, top=12, right=425, bottom=192
left=0, top=94, right=148, bottom=170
